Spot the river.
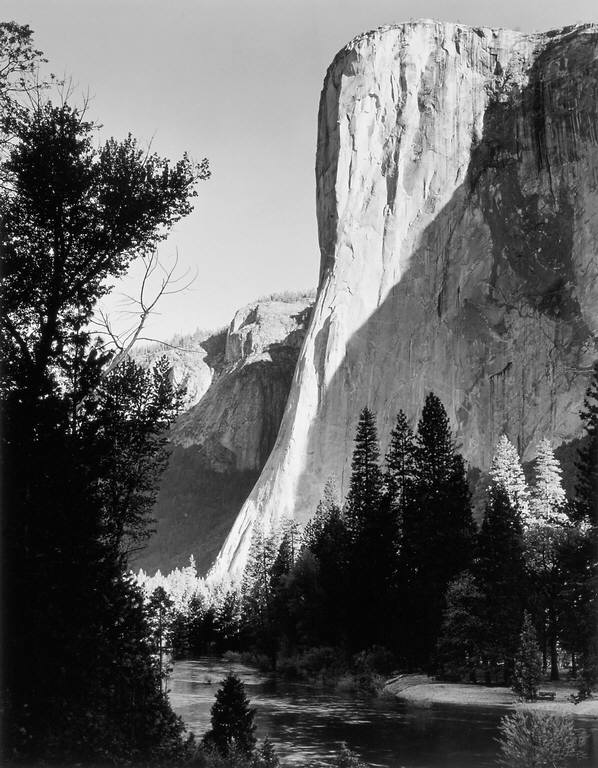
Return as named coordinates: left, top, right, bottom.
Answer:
left=169, top=657, right=598, bottom=767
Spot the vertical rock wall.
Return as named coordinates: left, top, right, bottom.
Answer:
left=213, top=20, right=598, bottom=581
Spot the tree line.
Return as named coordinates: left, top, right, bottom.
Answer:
left=146, top=380, right=597, bottom=695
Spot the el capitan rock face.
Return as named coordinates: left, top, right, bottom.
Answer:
left=213, top=20, right=598, bottom=580
left=133, top=298, right=312, bottom=575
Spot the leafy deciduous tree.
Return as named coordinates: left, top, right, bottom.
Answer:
left=0, top=62, right=208, bottom=761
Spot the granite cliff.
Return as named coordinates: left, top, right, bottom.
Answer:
left=134, top=297, right=313, bottom=575
left=213, top=20, right=598, bottom=580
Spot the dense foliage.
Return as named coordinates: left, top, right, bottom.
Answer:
left=0, top=22, right=209, bottom=764
left=497, top=712, right=583, bottom=768
left=144, top=377, right=597, bottom=700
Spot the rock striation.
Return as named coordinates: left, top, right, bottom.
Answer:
left=134, top=297, right=313, bottom=575
left=213, top=20, right=598, bottom=580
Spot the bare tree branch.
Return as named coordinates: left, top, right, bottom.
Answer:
left=93, top=250, right=198, bottom=373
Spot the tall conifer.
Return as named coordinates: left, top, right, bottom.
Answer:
left=576, top=362, right=598, bottom=526
left=345, top=407, right=383, bottom=542
left=400, top=393, right=474, bottom=668
left=475, top=486, right=526, bottom=681
left=345, top=407, right=397, bottom=648
left=530, top=439, right=568, bottom=526
left=385, top=410, right=417, bottom=522
left=489, top=435, right=531, bottom=525
left=203, top=673, right=256, bottom=757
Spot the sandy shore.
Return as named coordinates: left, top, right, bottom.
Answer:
left=384, top=674, right=598, bottom=716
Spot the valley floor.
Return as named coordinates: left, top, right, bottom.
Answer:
left=384, top=674, right=598, bottom=716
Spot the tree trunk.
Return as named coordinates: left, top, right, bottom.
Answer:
left=549, top=607, right=559, bottom=681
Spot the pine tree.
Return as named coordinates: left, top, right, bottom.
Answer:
left=147, top=586, right=174, bottom=691
left=385, top=410, right=417, bottom=521
left=415, top=393, right=455, bottom=486
left=488, top=435, right=531, bottom=525
left=214, top=589, right=242, bottom=650
left=557, top=528, right=598, bottom=689
left=269, top=531, right=293, bottom=589
left=530, top=439, right=568, bottom=526
left=512, top=611, right=542, bottom=701
left=525, top=444, right=570, bottom=682
left=321, top=476, right=340, bottom=512
left=344, top=407, right=384, bottom=542
left=344, top=407, right=398, bottom=648
left=301, top=487, right=350, bottom=648
left=269, top=528, right=297, bottom=652
left=399, top=393, right=475, bottom=668
left=569, top=362, right=598, bottom=692
left=475, top=487, right=526, bottom=682
left=241, top=527, right=278, bottom=651
left=203, top=673, right=256, bottom=757
left=576, top=361, right=598, bottom=526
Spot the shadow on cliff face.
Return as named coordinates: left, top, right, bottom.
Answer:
left=132, top=443, right=261, bottom=576
left=293, top=32, right=597, bottom=518
left=136, top=344, right=306, bottom=576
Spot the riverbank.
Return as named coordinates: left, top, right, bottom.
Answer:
left=384, top=674, right=598, bottom=716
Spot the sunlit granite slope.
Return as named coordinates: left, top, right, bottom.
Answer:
left=134, top=298, right=312, bottom=575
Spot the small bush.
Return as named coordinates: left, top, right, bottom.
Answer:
left=300, top=646, right=343, bottom=675
left=238, top=651, right=272, bottom=671
left=352, top=646, right=396, bottom=675
left=277, top=647, right=347, bottom=681
left=252, top=738, right=280, bottom=768
left=497, top=712, right=584, bottom=767
left=334, top=744, right=369, bottom=768
left=222, top=650, right=243, bottom=664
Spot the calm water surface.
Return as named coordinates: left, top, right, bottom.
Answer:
left=169, top=657, right=598, bottom=768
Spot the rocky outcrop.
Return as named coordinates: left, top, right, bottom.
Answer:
left=134, top=298, right=313, bottom=575
left=213, top=20, right=598, bottom=580
left=133, top=329, right=227, bottom=409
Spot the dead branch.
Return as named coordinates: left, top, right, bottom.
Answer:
left=94, top=250, right=198, bottom=374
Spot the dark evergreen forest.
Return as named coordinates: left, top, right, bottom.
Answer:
left=162, top=386, right=597, bottom=697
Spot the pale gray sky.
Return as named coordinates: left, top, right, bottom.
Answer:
left=3, top=0, right=596, bottom=338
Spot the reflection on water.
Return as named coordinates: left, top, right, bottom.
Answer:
left=169, top=657, right=598, bottom=768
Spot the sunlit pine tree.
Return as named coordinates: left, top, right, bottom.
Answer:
left=530, top=439, right=568, bottom=526
left=525, top=441, right=571, bottom=681
left=488, top=435, right=531, bottom=525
